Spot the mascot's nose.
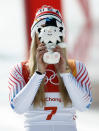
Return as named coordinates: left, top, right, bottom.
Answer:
left=47, top=27, right=53, bottom=34
left=48, top=30, right=52, bottom=33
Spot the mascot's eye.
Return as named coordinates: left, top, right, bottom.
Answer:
left=39, top=37, right=41, bottom=41
left=38, top=28, right=41, bottom=33
left=59, top=27, right=63, bottom=32
left=56, top=40, right=60, bottom=45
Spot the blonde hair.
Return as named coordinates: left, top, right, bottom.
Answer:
left=28, top=35, right=72, bottom=108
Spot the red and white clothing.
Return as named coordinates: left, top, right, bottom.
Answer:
left=8, top=59, right=92, bottom=131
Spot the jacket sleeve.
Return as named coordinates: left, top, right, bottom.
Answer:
left=60, top=61, right=92, bottom=112
left=8, top=63, right=45, bottom=114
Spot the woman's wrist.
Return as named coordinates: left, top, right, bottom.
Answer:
left=36, top=71, right=43, bottom=75
left=36, top=69, right=46, bottom=74
left=59, top=66, right=72, bottom=73
left=36, top=66, right=46, bottom=74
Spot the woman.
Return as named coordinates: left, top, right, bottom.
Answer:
left=8, top=5, right=92, bottom=131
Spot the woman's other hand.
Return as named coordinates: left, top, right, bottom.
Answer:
left=36, top=42, right=48, bottom=74
left=53, top=46, right=68, bottom=73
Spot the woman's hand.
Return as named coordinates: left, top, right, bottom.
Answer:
left=36, top=43, right=48, bottom=74
left=53, top=46, right=68, bottom=73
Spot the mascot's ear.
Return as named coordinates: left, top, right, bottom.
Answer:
left=38, top=28, right=42, bottom=33
left=59, top=27, right=63, bottom=32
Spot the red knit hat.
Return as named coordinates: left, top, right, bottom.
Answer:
left=31, top=5, right=65, bottom=38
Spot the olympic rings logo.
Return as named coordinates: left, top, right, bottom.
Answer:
left=44, top=69, right=59, bottom=85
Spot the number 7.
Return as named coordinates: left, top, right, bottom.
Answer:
left=44, top=106, right=57, bottom=120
